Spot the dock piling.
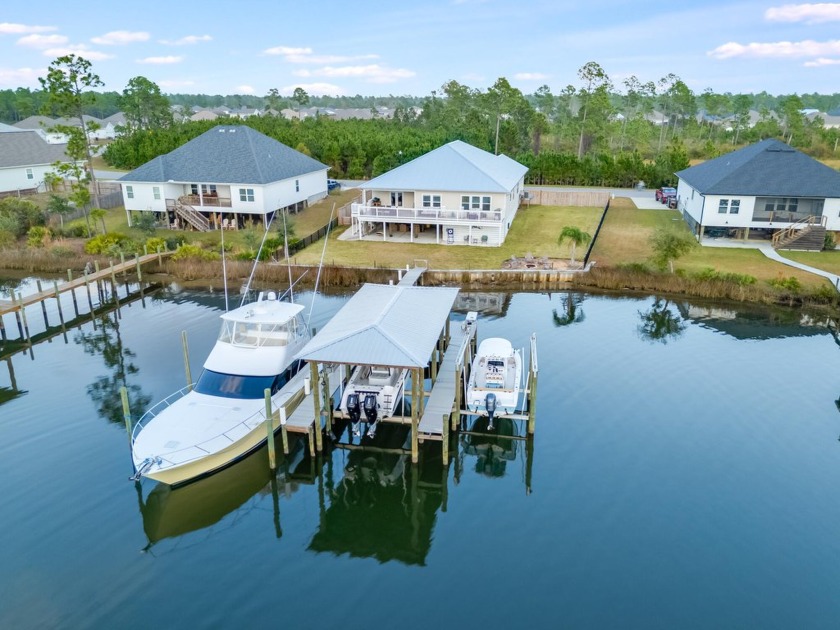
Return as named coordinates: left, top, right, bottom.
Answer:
left=36, top=280, right=49, bottom=328
left=441, top=413, right=449, bottom=463
left=265, top=388, right=276, bottom=471
left=53, top=282, right=65, bottom=331
left=181, top=331, right=192, bottom=390
left=280, top=406, right=289, bottom=455
left=68, top=269, right=79, bottom=316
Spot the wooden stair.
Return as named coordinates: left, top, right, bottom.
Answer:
left=174, top=198, right=211, bottom=231
left=771, top=215, right=827, bottom=251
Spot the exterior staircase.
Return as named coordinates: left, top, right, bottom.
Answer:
left=771, top=216, right=827, bottom=251
left=172, top=197, right=211, bottom=231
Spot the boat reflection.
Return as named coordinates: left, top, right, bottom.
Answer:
left=308, top=423, right=445, bottom=566
left=457, top=416, right=534, bottom=493
left=138, top=440, right=309, bottom=551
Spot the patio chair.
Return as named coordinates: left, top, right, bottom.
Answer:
left=481, top=234, right=489, bottom=245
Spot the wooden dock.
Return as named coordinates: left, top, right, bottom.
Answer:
left=397, top=265, right=427, bottom=286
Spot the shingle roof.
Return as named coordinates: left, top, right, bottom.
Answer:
left=296, top=283, right=460, bottom=368
left=119, top=125, right=328, bottom=184
left=676, top=139, right=840, bottom=197
left=0, top=131, right=70, bottom=168
left=359, top=140, right=528, bottom=194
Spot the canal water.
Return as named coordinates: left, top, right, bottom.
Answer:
left=1, top=279, right=839, bottom=629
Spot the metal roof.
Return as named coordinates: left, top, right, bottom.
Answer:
left=297, top=283, right=460, bottom=368
left=676, top=138, right=840, bottom=197
left=359, top=140, right=528, bottom=194
left=119, top=125, right=328, bottom=185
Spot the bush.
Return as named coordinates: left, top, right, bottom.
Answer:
left=84, top=232, right=130, bottom=255
left=172, top=243, right=220, bottom=261
left=63, top=221, right=90, bottom=238
left=691, top=267, right=757, bottom=285
left=48, top=245, right=76, bottom=259
left=234, top=250, right=256, bottom=261
left=133, top=212, right=158, bottom=236
left=768, top=275, right=802, bottom=291
left=0, top=230, right=15, bottom=248
left=27, top=225, right=51, bottom=248
left=145, top=237, right=167, bottom=253
left=824, top=232, right=837, bottom=251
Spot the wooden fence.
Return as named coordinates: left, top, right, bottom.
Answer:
left=523, top=189, right=610, bottom=207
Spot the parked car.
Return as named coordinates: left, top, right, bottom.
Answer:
left=655, top=186, right=676, bottom=202
left=327, top=179, right=341, bottom=191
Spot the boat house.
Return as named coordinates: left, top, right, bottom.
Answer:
left=351, top=140, right=528, bottom=246
left=119, top=125, right=329, bottom=230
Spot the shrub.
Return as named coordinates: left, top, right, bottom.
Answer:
left=63, top=221, right=90, bottom=238
left=84, top=232, right=130, bottom=255
left=172, top=243, right=220, bottom=261
left=145, top=237, right=167, bottom=253
left=49, top=245, right=76, bottom=259
left=27, top=225, right=51, bottom=248
left=0, top=230, right=15, bottom=248
left=133, top=212, right=158, bottom=236
left=824, top=232, right=837, bottom=251
left=234, top=250, right=256, bottom=261
left=691, top=267, right=756, bottom=285
left=768, top=275, right=802, bottom=291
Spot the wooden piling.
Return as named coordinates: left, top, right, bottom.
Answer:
left=310, top=362, right=322, bottom=453
left=528, top=342, right=538, bottom=435
left=452, top=363, right=462, bottom=431
left=280, top=406, right=290, bottom=455
left=321, top=365, right=333, bottom=434
left=265, top=388, right=276, bottom=471
left=94, top=261, right=103, bottom=303
left=525, top=436, right=534, bottom=495
left=430, top=348, right=438, bottom=381
left=120, top=252, right=127, bottom=277
left=68, top=269, right=79, bottom=316
left=36, top=280, right=49, bottom=328
left=120, top=386, right=134, bottom=472
left=53, top=282, right=65, bottom=331
left=134, top=254, right=142, bottom=282
left=15, top=293, right=31, bottom=345
left=109, top=262, right=121, bottom=314
left=12, top=292, right=24, bottom=340
left=411, top=367, right=419, bottom=464
left=0, top=311, right=6, bottom=341
left=441, top=413, right=449, bottom=463
left=83, top=271, right=95, bottom=315
left=181, top=330, right=192, bottom=390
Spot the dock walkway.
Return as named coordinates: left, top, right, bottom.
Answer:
left=398, top=266, right=426, bottom=286
left=418, top=319, right=475, bottom=436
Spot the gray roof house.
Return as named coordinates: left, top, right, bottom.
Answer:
left=675, top=139, right=840, bottom=240
left=351, top=140, right=528, bottom=247
left=0, top=131, right=71, bottom=195
left=118, top=125, right=329, bottom=230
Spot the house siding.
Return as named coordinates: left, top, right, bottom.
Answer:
left=0, top=164, right=53, bottom=193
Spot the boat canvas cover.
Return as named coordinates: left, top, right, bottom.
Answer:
left=297, top=284, right=459, bottom=368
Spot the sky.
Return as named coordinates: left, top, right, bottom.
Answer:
left=2, top=0, right=840, bottom=98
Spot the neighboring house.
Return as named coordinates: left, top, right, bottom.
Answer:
left=118, top=125, right=329, bottom=230
left=0, top=130, right=71, bottom=195
left=352, top=140, right=528, bottom=247
left=190, top=110, right=218, bottom=122
left=675, top=139, right=840, bottom=240
left=13, top=114, right=118, bottom=141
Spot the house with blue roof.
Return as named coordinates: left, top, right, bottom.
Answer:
left=676, top=139, right=840, bottom=246
left=352, top=140, right=528, bottom=246
left=119, top=125, right=329, bottom=230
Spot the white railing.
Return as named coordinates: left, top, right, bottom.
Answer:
left=352, top=203, right=503, bottom=223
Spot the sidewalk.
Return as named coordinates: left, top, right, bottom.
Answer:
left=701, top=237, right=840, bottom=290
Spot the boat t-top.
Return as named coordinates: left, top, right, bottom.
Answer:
left=131, top=291, right=310, bottom=486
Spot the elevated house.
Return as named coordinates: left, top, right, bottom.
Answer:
left=118, top=125, right=329, bottom=230
left=675, top=139, right=840, bottom=249
left=0, top=130, right=72, bottom=196
left=352, top=140, right=528, bottom=247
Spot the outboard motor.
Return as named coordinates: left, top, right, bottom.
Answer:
left=347, top=393, right=362, bottom=436
left=363, top=394, right=379, bottom=439
left=485, top=393, right=497, bottom=431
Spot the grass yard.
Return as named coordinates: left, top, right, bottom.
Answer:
left=290, top=204, right=604, bottom=269
left=779, top=249, right=840, bottom=275
left=592, top=197, right=829, bottom=288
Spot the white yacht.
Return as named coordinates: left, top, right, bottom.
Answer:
left=466, top=338, right=522, bottom=430
left=339, top=365, right=408, bottom=438
left=131, top=291, right=310, bottom=486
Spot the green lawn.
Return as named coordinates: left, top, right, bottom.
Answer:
left=779, top=249, right=840, bottom=275
left=291, top=204, right=604, bottom=269
left=592, top=198, right=830, bottom=288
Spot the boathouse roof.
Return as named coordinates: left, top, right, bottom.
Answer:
left=296, top=283, right=459, bottom=368
left=359, top=140, right=528, bottom=194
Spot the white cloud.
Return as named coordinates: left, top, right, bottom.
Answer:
left=137, top=56, right=184, bottom=64
left=237, top=84, right=255, bottom=94
left=514, top=72, right=549, bottom=80
left=158, top=79, right=195, bottom=88
left=293, top=64, right=415, bottom=83
left=0, top=23, right=56, bottom=35
left=91, top=31, right=150, bottom=45
left=264, top=45, right=313, bottom=56
left=803, top=56, right=840, bottom=65
left=43, top=46, right=114, bottom=61
left=0, top=66, right=46, bottom=87
left=708, top=39, right=840, bottom=59
left=159, top=34, right=212, bottom=45
left=460, top=72, right=486, bottom=84
left=280, top=82, right=343, bottom=96
left=765, top=3, right=840, bottom=24
left=17, top=34, right=68, bottom=48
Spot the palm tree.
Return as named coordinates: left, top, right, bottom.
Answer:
left=557, top=226, right=592, bottom=267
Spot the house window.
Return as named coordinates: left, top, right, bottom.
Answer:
left=422, top=194, right=441, bottom=208
left=126, top=185, right=134, bottom=199
left=25, top=168, right=34, bottom=180
left=295, top=179, right=299, bottom=192
left=471, top=196, right=481, bottom=210
left=239, top=188, right=255, bottom=202
left=729, top=200, right=740, bottom=214
left=202, top=184, right=216, bottom=195
left=461, top=195, right=470, bottom=210
left=391, top=192, right=403, bottom=207
left=482, top=196, right=491, bottom=211
left=718, top=199, right=728, bottom=213
left=153, top=186, right=161, bottom=200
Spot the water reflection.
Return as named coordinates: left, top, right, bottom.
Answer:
left=0, top=357, right=26, bottom=407
left=76, top=312, right=151, bottom=424
left=460, top=417, right=518, bottom=477
left=309, top=425, right=444, bottom=566
left=552, top=291, right=586, bottom=327
left=637, top=297, right=686, bottom=344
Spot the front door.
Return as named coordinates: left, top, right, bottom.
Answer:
left=390, top=192, right=403, bottom=207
